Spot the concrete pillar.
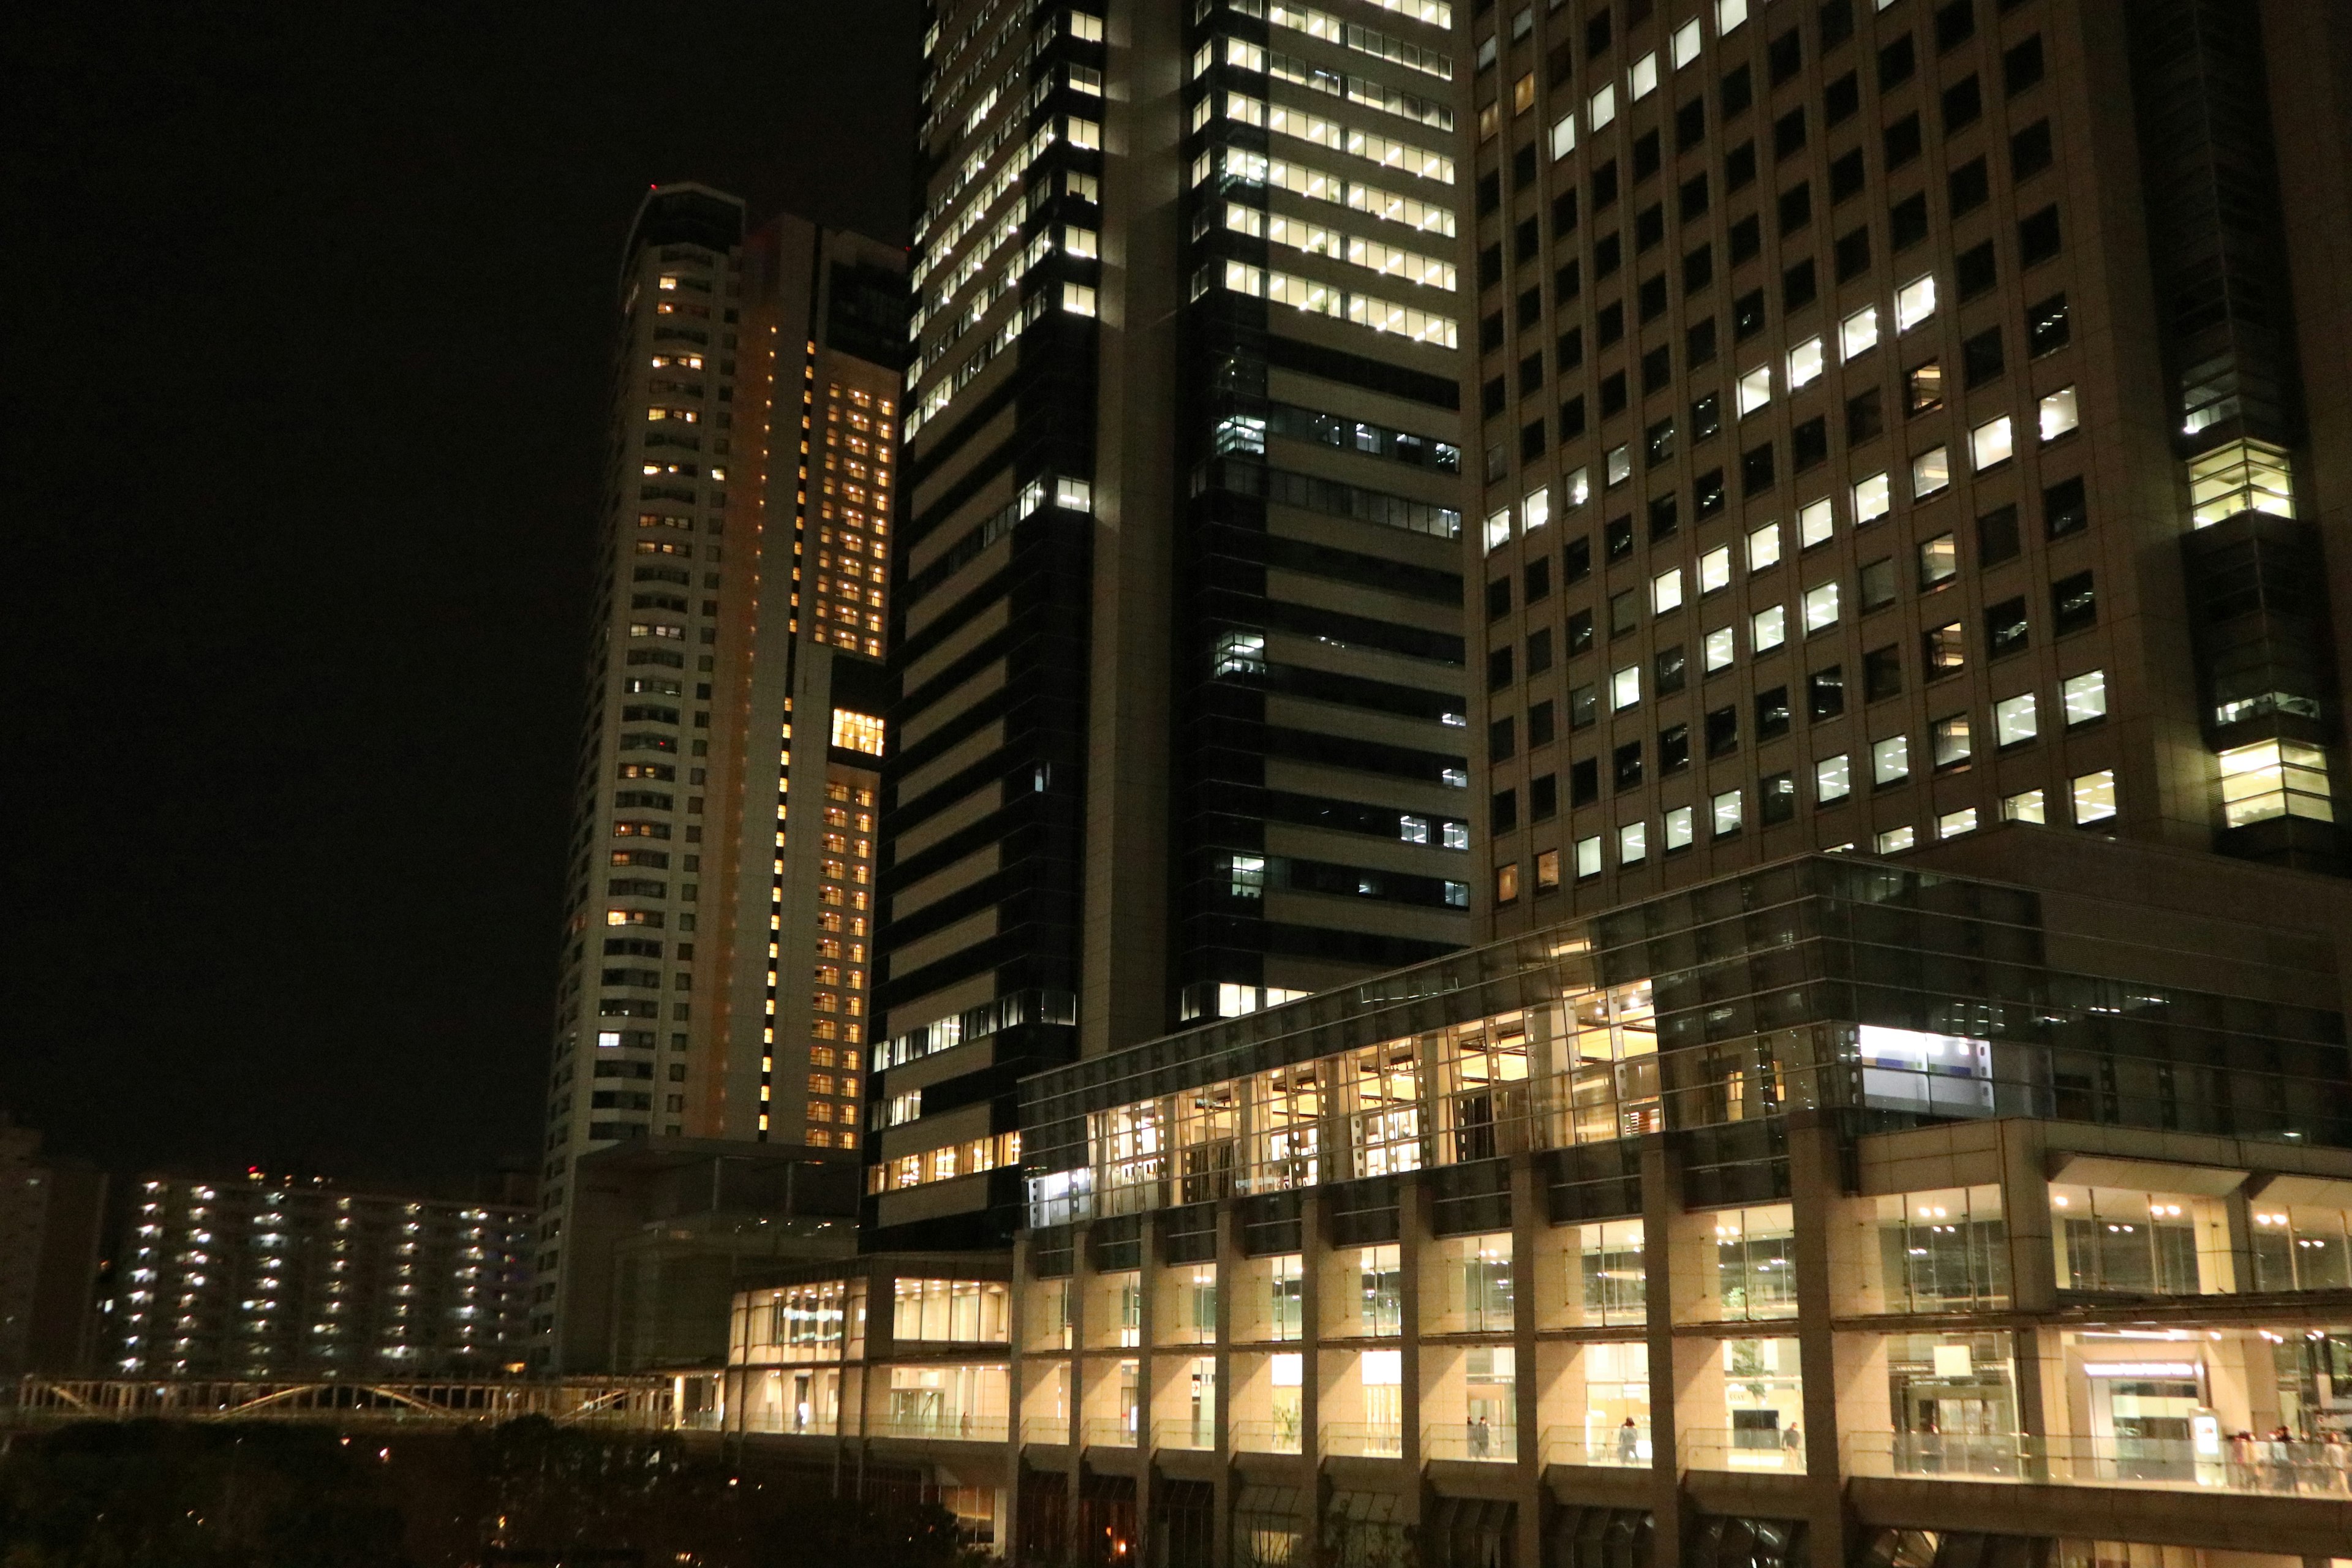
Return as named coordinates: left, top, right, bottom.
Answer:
left=1787, top=1112, right=1850, bottom=1568
left=1510, top=1153, right=1544, bottom=1568
left=1212, top=1194, right=1240, bottom=1568
left=1639, top=1134, right=1688, bottom=1567
left=1070, top=1223, right=1095, bottom=1565
left=1007, top=1232, right=1032, bottom=1558
left=1137, top=1212, right=1159, bottom=1568
left=1997, top=1119, right=2056, bottom=1311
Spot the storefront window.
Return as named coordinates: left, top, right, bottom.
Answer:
left=891, top=1278, right=1010, bottom=1342
left=1883, top=1333, right=2018, bottom=1474
left=1434, top=1233, right=1515, bottom=1332
left=1581, top=1341, right=1651, bottom=1465
left=1873, top=1186, right=2009, bottom=1311
left=1714, top=1205, right=1798, bottom=1319
left=2250, top=1202, right=2352, bottom=1291
left=1357, top=1245, right=1403, bottom=1336
left=1577, top=1219, right=1648, bottom=1326
left=1723, top=1337, right=1804, bottom=1464
left=2051, top=1185, right=2234, bottom=1295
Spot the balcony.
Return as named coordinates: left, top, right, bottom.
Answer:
left=1322, top=1422, right=1406, bottom=1460
left=1153, top=1418, right=1216, bottom=1452
left=1231, top=1418, right=1303, bottom=1455
left=1424, top=1422, right=1517, bottom=1463
left=1542, top=1423, right=1651, bottom=1468
left=1845, top=1431, right=2352, bottom=1498
left=865, top=1412, right=1007, bottom=1444
left=1081, top=1415, right=1137, bottom=1448
left=1682, top=1428, right=1807, bottom=1474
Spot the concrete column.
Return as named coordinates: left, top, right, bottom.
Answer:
left=1395, top=1174, right=1425, bottom=1485
left=1510, top=1153, right=1544, bottom=1568
left=1304, top=1189, right=1334, bottom=1568
left=1137, top=1213, right=1159, bottom=1568
left=1006, top=1231, right=1032, bottom=1557
left=1787, top=1112, right=1850, bottom=1568
left=1997, top=1118, right=2056, bottom=1310
left=1638, top=1134, right=1687, bottom=1566
left=1070, top=1223, right=1095, bottom=1566
left=1212, top=1195, right=1240, bottom=1568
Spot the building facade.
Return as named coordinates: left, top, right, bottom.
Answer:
left=875, top=0, right=1483, bottom=1249
left=532, top=184, right=908, bottom=1366
left=1471, top=0, right=2351, bottom=932
left=110, top=1171, right=532, bottom=1379
left=720, top=842, right=2352, bottom=1568
left=0, top=1117, right=107, bottom=1384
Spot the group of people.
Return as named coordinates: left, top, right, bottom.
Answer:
left=2220, top=1426, right=2352, bottom=1493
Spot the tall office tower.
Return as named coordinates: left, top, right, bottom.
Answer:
left=0, top=1116, right=107, bottom=1382
left=1471, top=0, right=2351, bottom=932
left=533, top=184, right=907, bottom=1366
left=110, top=1172, right=532, bottom=1379
left=873, top=0, right=1480, bottom=1248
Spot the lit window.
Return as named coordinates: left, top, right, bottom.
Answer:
left=1711, top=789, right=1743, bottom=836
left=1575, top=835, right=1603, bottom=877
left=831, top=709, right=886, bottom=756
left=1523, top=484, right=1552, bottom=532
left=1664, top=806, right=1695, bottom=850
left=1912, top=446, right=1951, bottom=499
left=1550, top=113, right=1578, bottom=160
left=1700, top=546, right=1732, bottom=594
left=1799, top=498, right=1834, bottom=549
left=1738, top=364, right=1773, bottom=415
left=1970, top=415, right=2015, bottom=471
left=1612, top=666, right=1642, bottom=709
left=1589, top=83, right=1618, bottom=129
left=1566, top=466, right=1593, bottom=508
left=1717, top=0, right=1749, bottom=33
left=1063, top=225, right=1099, bottom=258
left=1787, top=336, right=1826, bottom=389
left=1875, top=826, right=1916, bottom=853
left=1853, top=472, right=1892, bottom=524
left=1630, top=52, right=1659, bottom=99
left=1871, top=734, right=1910, bottom=785
left=1815, top=754, right=1851, bottom=802
left=1896, top=273, right=1937, bottom=331
left=1994, top=693, right=2038, bottom=747
left=1400, top=815, right=1430, bottom=845
left=1231, top=854, right=1268, bottom=897
left=1485, top=510, right=1512, bottom=554
left=1751, top=604, right=1787, bottom=652
left=1062, top=282, right=1099, bottom=315
left=2217, top=742, right=2332, bottom=827
left=1937, top=807, right=1978, bottom=839
left=1841, top=305, right=1880, bottom=361
left=1802, top=580, right=1841, bottom=633
left=2038, top=386, right=2079, bottom=442
left=1619, top=821, right=1648, bottom=863
left=1495, top=862, right=1520, bottom=903
left=1066, top=116, right=1102, bottom=150
left=2187, top=439, right=2294, bottom=527
left=1673, top=18, right=1702, bottom=67
left=2071, top=769, right=2119, bottom=824
left=1747, top=521, right=1782, bottom=571
left=1653, top=567, right=1684, bottom=614
left=1608, top=444, right=1633, bottom=485
left=1704, top=627, right=1736, bottom=672
left=1932, top=713, right=1972, bottom=768
left=1536, top=848, right=1562, bottom=889
left=1069, top=10, right=1104, bottom=42
left=2060, top=669, right=2107, bottom=726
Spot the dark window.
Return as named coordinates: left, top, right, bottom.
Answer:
left=1830, top=148, right=1867, bottom=203
left=1793, top=415, right=1830, bottom=469
left=1774, top=107, right=1809, bottom=160
left=1884, top=112, right=1923, bottom=169
left=1729, top=213, right=1762, bottom=264
left=1864, top=644, right=1904, bottom=701
left=1522, top=420, right=1548, bottom=461
left=1692, top=392, right=1723, bottom=440
left=1760, top=769, right=1798, bottom=824
left=1681, top=175, right=1712, bottom=225
left=1528, top=699, right=1556, bottom=747
left=1934, top=0, right=1975, bottom=52
left=1808, top=664, right=1846, bottom=718
left=1942, top=74, right=1982, bottom=133
left=1565, top=537, right=1594, bottom=582
left=1948, top=156, right=1989, bottom=216
left=1600, top=369, right=1629, bottom=415
left=1659, top=723, right=1692, bottom=772
left=1516, top=218, right=1542, bottom=266
left=1481, top=313, right=1506, bottom=352
left=1783, top=257, right=1818, bottom=310
left=2019, top=204, right=2062, bottom=266
left=1570, top=682, right=1599, bottom=727
left=1977, top=503, right=2020, bottom=566
left=1488, top=646, right=1517, bottom=690
left=1519, top=285, right=1544, bottom=328
left=1779, top=181, right=1814, bottom=234
left=1483, top=377, right=1508, bottom=419
left=1825, top=69, right=1861, bottom=126
left=1641, top=344, right=1673, bottom=393
left=1695, top=468, right=1726, bottom=516
left=1490, top=716, right=1517, bottom=763
left=1722, top=62, right=1754, bottom=118
left=1640, top=274, right=1669, bottom=322
left=1520, top=352, right=1546, bottom=394
left=1477, top=171, right=1502, bottom=214
left=1514, top=141, right=1539, bottom=190
left=2011, top=118, right=2052, bottom=179
left=1743, top=440, right=1777, bottom=496
left=1770, top=28, right=1804, bottom=85
left=1567, top=760, right=1598, bottom=808
left=1593, top=160, right=1620, bottom=210
left=1687, top=315, right=1719, bottom=365
left=1834, top=225, right=1872, bottom=281
left=1479, top=244, right=1504, bottom=288
left=1567, top=606, right=1596, bottom=650
left=2027, top=292, right=2070, bottom=356
left=1705, top=704, right=1740, bottom=757
left=1655, top=644, right=1687, bottom=695
left=1725, top=140, right=1758, bottom=190
left=1646, top=417, right=1676, bottom=463
left=1554, top=189, right=1583, bottom=235
left=1845, top=387, right=1884, bottom=445
left=1636, top=204, right=1666, bottom=252
left=1907, top=358, right=1945, bottom=414
left=1820, top=0, right=1855, bottom=48
left=1597, top=303, right=1625, bottom=346
left=2043, top=475, right=2087, bottom=539
left=1879, top=33, right=1917, bottom=90
left=1625, top=132, right=1659, bottom=189
left=2003, top=34, right=2045, bottom=96
left=1956, top=240, right=1997, bottom=300
left=1890, top=192, right=1929, bottom=250
left=1548, top=36, right=1577, bottom=97
left=1648, top=492, right=1679, bottom=541
left=1605, top=516, right=1635, bottom=559
left=2051, top=570, right=2096, bottom=635
left=1859, top=557, right=1899, bottom=613
left=1986, top=594, right=2027, bottom=657
left=1734, top=287, right=1767, bottom=339
left=1532, top=772, right=1560, bottom=819
left=1586, top=9, right=1612, bottom=55
left=1492, top=786, right=1518, bottom=831
left=1756, top=685, right=1793, bottom=740
left=1559, top=394, right=1588, bottom=439
left=1558, top=325, right=1585, bottom=368
left=1526, top=557, right=1553, bottom=603
left=1677, top=97, right=1708, bottom=151
left=1487, top=577, right=1513, bottom=622
left=1596, top=232, right=1623, bottom=277
left=1556, top=258, right=1584, bottom=300
left=1962, top=326, right=2005, bottom=388
left=1613, top=741, right=1645, bottom=790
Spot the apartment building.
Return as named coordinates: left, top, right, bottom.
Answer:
left=532, top=184, right=908, bottom=1367
left=110, top=1171, right=532, bottom=1379
left=717, top=839, right=2352, bottom=1568
left=1471, top=0, right=2350, bottom=928
left=0, top=1116, right=107, bottom=1383
left=876, top=0, right=1480, bottom=1249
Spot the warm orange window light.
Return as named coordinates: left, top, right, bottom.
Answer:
left=831, top=709, right=885, bottom=756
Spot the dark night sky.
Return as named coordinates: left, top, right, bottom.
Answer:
left=2, top=2, right=924, bottom=1186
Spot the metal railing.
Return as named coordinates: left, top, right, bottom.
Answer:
left=1681, top=1427, right=1807, bottom=1474
left=865, top=1412, right=1008, bottom=1443
left=1231, top=1418, right=1303, bottom=1455
left=1844, top=1431, right=2352, bottom=1496
left=1019, top=1414, right=1072, bottom=1446
left=1153, top=1418, right=1218, bottom=1452
left=1082, top=1415, right=1138, bottom=1448
left=12, top=1376, right=676, bottom=1430
left=1423, top=1422, right=1517, bottom=1463
left=1322, top=1421, right=1406, bottom=1459
left=1541, top=1425, right=1652, bottom=1468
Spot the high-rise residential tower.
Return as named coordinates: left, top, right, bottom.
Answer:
left=871, top=0, right=1480, bottom=1248
left=1472, top=0, right=2351, bottom=930
left=533, top=185, right=907, bottom=1368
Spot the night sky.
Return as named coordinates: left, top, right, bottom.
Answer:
left=4, top=2, right=923, bottom=1186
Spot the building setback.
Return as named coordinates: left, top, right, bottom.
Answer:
left=532, top=184, right=908, bottom=1369
left=1472, top=0, right=2351, bottom=925
left=874, top=0, right=1479, bottom=1250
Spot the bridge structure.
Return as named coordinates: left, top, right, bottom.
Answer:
left=9, top=1376, right=682, bottom=1430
